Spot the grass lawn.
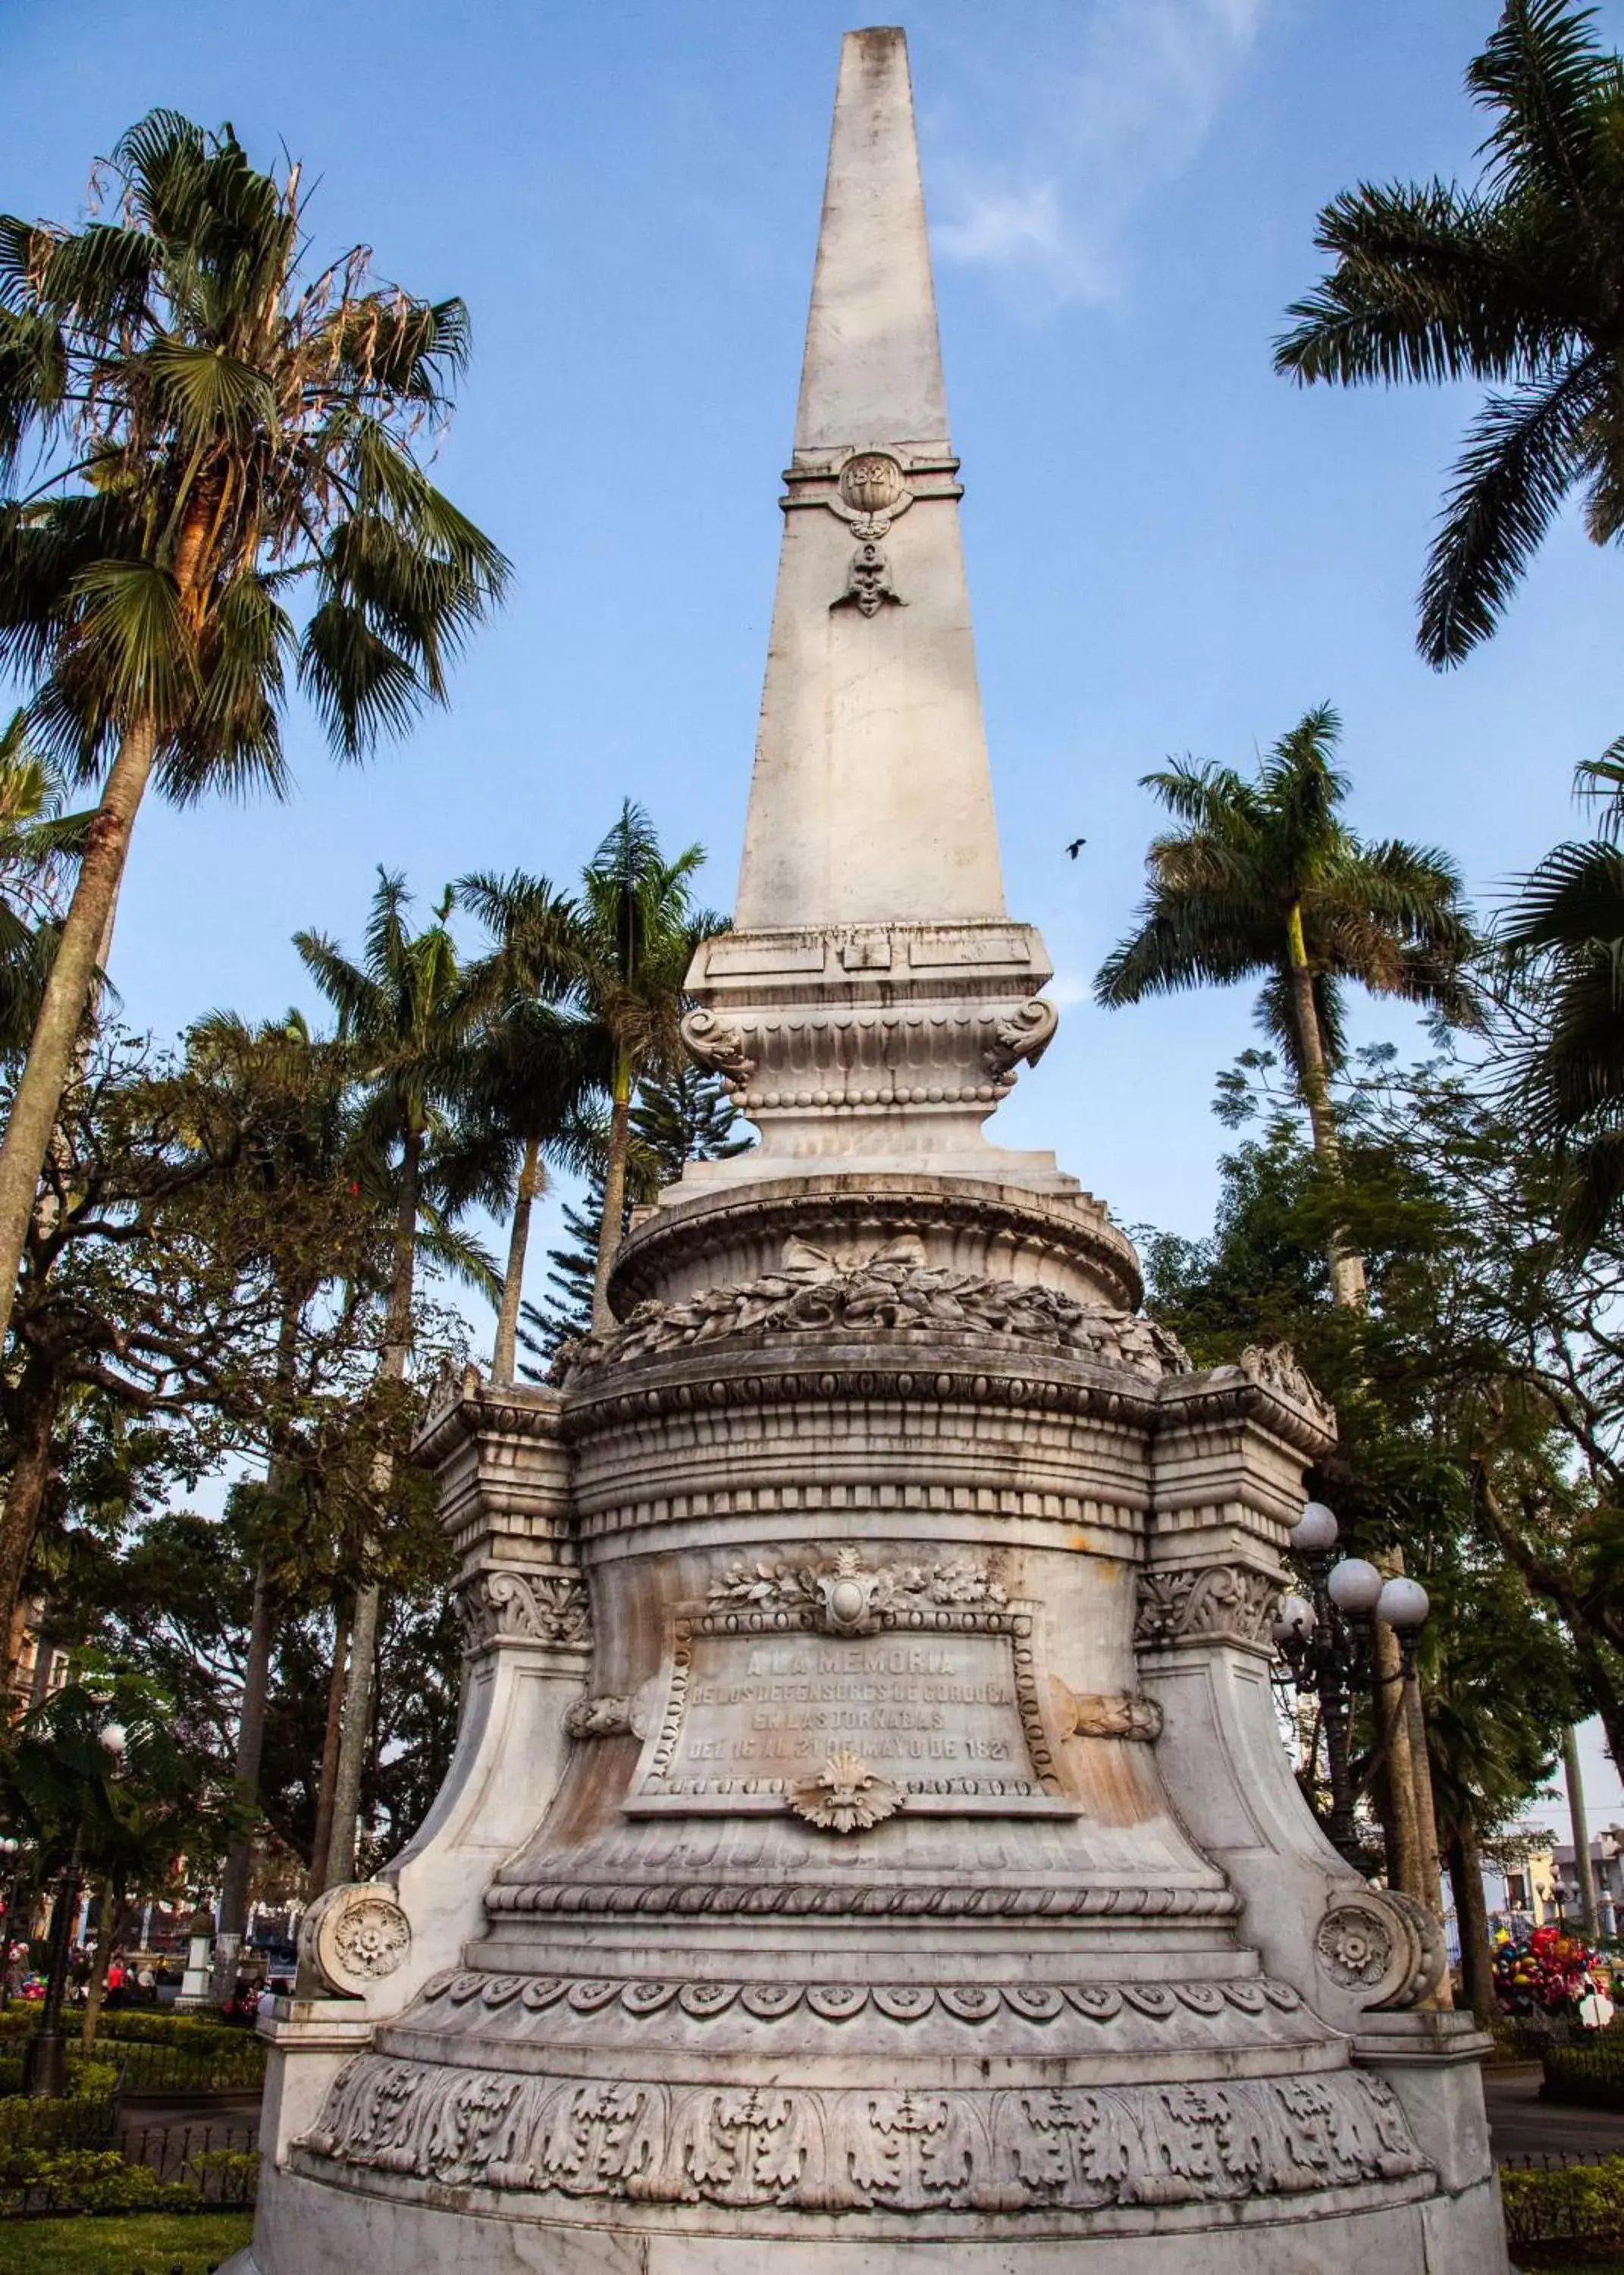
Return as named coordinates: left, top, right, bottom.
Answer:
left=0, top=2213, right=252, bottom=2273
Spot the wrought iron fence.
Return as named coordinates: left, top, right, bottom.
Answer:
left=123, top=2118, right=259, bottom=2202
left=112, top=2033, right=265, bottom=2098
left=0, top=2118, right=259, bottom=2216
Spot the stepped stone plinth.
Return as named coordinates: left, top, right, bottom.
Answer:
left=227, top=28, right=1506, bottom=2273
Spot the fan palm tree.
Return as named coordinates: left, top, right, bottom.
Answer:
left=568, top=805, right=710, bottom=1332
left=1274, top=0, right=1624, bottom=667
left=1095, top=706, right=1478, bottom=1305
left=457, top=871, right=608, bottom=1381
left=0, top=109, right=507, bottom=1354
left=294, top=871, right=494, bottom=1884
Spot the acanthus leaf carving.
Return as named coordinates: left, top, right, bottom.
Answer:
left=985, top=996, right=1059, bottom=1077
left=303, top=2056, right=1428, bottom=2212
left=1134, top=1565, right=1282, bottom=1654
left=458, top=1567, right=591, bottom=1655
left=787, top=1747, right=904, bottom=1834
left=679, top=1007, right=754, bottom=1082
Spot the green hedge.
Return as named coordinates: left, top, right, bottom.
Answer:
left=1502, top=2156, right=1624, bottom=2251
left=1541, top=2038, right=1624, bottom=2110
left=0, top=2063, right=120, bottom=2159
left=0, top=2149, right=194, bottom=2217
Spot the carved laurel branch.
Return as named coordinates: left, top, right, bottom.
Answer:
left=417, top=1969, right=1304, bottom=2027
left=458, top=1568, right=591, bottom=1655
left=304, top=2057, right=1427, bottom=2212
left=1133, top=1564, right=1283, bottom=1654
left=555, top=1262, right=1190, bottom=1387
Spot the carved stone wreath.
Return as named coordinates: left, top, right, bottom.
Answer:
left=555, top=1259, right=1189, bottom=1386
left=1315, top=1900, right=1394, bottom=1990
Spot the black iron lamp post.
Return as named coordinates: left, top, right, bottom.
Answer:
left=1273, top=1501, right=1430, bottom=1869
left=23, top=1719, right=125, bottom=2098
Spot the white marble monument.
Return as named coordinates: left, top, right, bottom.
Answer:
left=227, top=27, right=1507, bottom=2273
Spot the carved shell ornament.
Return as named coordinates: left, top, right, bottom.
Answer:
left=788, top=1747, right=904, bottom=1834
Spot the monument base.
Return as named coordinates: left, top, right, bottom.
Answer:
left=225, top=2154, right=1505, bottom=2275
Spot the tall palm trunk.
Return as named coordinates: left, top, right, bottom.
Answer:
left=492, top=1134, right=542, bottom=1382
left=324, top=1124, right=421, bottom=1887
left=0, top=719, right=158, bottom=1646
left=307, top=1600, right=351, bottom=1900
left=1284, top=899, right=1367, bottom=1308
left=591, top=1056, right=633, bottom=1334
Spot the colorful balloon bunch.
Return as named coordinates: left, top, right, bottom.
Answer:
left=1493, top=1923, right=1608, bottom=2016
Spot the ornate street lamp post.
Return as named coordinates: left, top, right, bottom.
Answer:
left=1273, top=1502, right=1430, bottom=1872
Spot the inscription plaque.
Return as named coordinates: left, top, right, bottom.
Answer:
left=625, top=1549, right=1077, bottom=1819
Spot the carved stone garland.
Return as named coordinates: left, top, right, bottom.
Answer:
left=556, top=1260, right=1190, bottom=1386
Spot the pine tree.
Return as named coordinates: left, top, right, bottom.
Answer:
left=516, top=1065, right=747, bottom=1374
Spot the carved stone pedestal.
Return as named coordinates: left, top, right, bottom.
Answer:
left=231, top=1175, right=1504, bottom=2275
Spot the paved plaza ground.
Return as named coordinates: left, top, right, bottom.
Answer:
left=1486, top=2066, right=1624, bottom=2160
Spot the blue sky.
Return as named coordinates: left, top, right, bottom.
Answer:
left=6, top=0, right=1623, bottom=1810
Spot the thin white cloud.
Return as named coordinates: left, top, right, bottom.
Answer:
left=933, top=0, right=1271, bottom=306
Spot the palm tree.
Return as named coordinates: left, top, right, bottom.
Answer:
left=568, top=805, right=709, bottom=1332
left=1500, top=821, right=1624, bottom=1238
left=1095, top=706, right=1478, bottom=1305
left=294, top=871, right=492, bottom=1884
left=0, top=109, right=507, bottom=1356
left=1274, top=0, right=1624, bottom=667
left=457, top=871, right=607, bottom=1382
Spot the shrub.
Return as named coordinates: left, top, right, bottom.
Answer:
left=0, top=2146, right=194, bottom=2214
left=0, top=2057, right=121, bottom=2158
left=1502, top=2155, right=1624, bottom=2249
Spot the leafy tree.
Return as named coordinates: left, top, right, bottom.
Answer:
left=294, top=871, right=494, bottom=1884
left=0, top=109, right=507, bottom=1359
left=1275, top=0, right=1624, bottom=665
left=1096, top=707, right=1477, bottom=1303
left=1147, top=1047, right=1619, bottom=1834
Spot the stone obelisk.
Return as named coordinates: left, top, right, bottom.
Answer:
left=230, top=30, right=1506, bottom=2275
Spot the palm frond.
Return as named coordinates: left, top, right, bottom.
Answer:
left=1419, top=353, right=1606, bottom=663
